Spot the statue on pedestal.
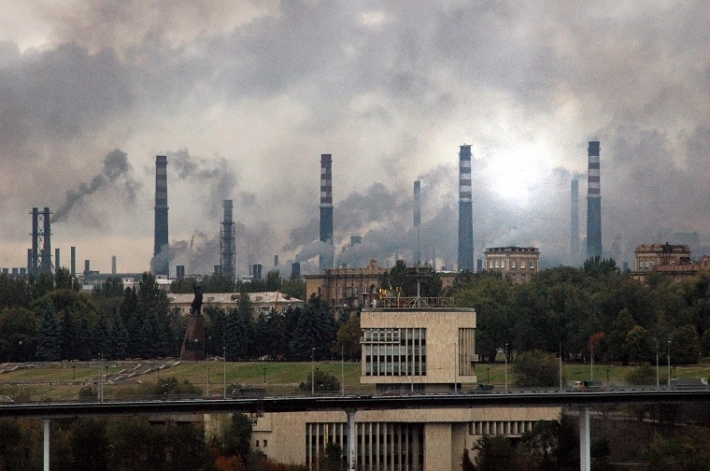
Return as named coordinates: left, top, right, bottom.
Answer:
left=190, top=284, right=203, bottom=316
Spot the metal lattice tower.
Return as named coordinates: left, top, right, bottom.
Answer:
left=220, top=200, right=236, bottom=279
left=30, top=207, right=52, bottom=276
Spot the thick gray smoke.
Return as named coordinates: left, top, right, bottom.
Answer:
left=52, top=149, right=139, bottom=223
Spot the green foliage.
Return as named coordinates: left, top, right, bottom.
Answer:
left=35, top=301, right=62, bottom=361
left=669, top=325, right=700, bottom=364
left=626, top=364, right=657, bottom=386
left=222, top=412, right=253, bottom=458
left=70, top=418, right=110, bottom=471
left=474, top=435, right=518, bottom=471
left=461, top=448, right=476, bottom=471
left=333, top=313, right=360, bottom=360
left=380, top=260, right=442, bottom=298
left=647, top=426, right=710, bottom=471
left=319, top=442, right=344, bottom=471
left=299, top=368, right=340, bottom=392
left=511, top=350, right=561, bottom=387
left=145, top=377, right=201, bottom=398
left=0, top=307, right=38, bottom=361
left=289, top=297, right=336, bottom=360
left=582, top=256, right=618, bottom=277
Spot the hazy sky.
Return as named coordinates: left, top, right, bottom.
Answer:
left=1, top=0, right=709, bottom=276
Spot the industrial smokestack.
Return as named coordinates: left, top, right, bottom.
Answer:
left=571, top=179, right=579, bottom=259
left=176, top=265, right=185, bottom=279
left=41, top=207, right=52, bottom=275
left=153, top=155, right=169, bottom=276
left=220, top=200, right=236, bottom=279
left=70, top=246, right=76, bottom=277
left=55, top=248, right=60, bottom=272
left=458, top=145, right=474, bottom=272
left=274, top=255, right=279, bottom=267
left=291, top=262, right=301, bottom=279
left=586, top=141, right=602, bottom=259
left=84, top=260, right=90, bottom=277
left=319, top=154, right=334, bottom=272
left=112, top=256, right=117, bottom=275
left=413, top=180, right=421, bottom=266
left=30, top=208, right=39, bottom=276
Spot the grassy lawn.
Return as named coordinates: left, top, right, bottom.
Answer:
left=1, top=360, right=709, bottom=402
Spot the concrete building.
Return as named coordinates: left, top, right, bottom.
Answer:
left=168, top=291, right=305, bottom=318
left=483, top=247, right=540, bottom=283
left=632, top=243, right=710, bottom=281
left=249, top=299, right=561, bottom=471
left=305, top=260, right=458, bottom=310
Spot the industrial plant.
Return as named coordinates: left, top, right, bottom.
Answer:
left=3, top=141, right=618, bottom=285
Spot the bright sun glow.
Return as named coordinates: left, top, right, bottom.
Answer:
left=484, top=147, right=544, bottom=203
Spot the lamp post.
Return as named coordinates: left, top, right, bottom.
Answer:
left=263, top=367, right=267, bottom=384
left=590, top=343, right=594, bottom=382
left=606, top=367, right=610, bottom=386
left=504, top=343, right=508, bottom=393
left=311, top=347, right=315, bottom=396
left=655, top=340, right=660, bottom=390
left=667, top=341, right=671, bottom=387
left=223, top=346, right=226, bottom=399
left=486, top=367, right=490, bottom=385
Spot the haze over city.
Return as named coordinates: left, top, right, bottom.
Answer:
left=1, top=1, right=709, bottom=276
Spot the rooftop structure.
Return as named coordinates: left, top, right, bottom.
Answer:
left=483, top=247, right=540, bottom=283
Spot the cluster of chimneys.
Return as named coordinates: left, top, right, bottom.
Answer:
left=15, top=142, right=604, bottom=280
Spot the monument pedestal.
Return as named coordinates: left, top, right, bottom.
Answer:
left=180, top=315, right=206, bottom=361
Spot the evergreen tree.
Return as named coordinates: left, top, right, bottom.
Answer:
left=76, top=316, right=94, bottom=361
left=36, top=301, right=62, bottom=361
left=70, top=418, right=110, bottom=471
left=110, top=313, right=129, bottom=360
left=93, top=313, right=111, bottom=359
left=224, top=308, right=249, bottom=360
left=60, top=309, right=77, bottom=360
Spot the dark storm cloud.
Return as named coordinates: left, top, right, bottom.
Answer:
left=3, top=1, right=710, bottom=273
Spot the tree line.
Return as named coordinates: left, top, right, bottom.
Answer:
left=0, top=269, right=358, bottom=363
left=453, top=256, right=710, bottom=366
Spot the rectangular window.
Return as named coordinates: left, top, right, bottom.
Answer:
left=521, top=260, right=526, bottom=269
left=511, top=261, right=516, bottom=269
left=494, top=260, right=499, bottom=268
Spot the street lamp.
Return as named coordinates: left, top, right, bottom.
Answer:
left=606, top=367, right=610, bottom=386
left=504, top=343, right=508, bottom=393
left=311, top=347, right=315, bottom=396
left=655, top=340, right=660, bottom=389
left=667, top=341, right=671, bottom=387
left=223, top=346, right=227, bottom=399
left=454, top=342, right=458, bottom=395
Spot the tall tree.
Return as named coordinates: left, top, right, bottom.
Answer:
left=36, top=301, right=62, bottom=361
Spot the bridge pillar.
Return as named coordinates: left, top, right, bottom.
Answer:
left=579, top=408, right=590, bottom=471
left=43, top=418, right=50, bottom=471
left=347, top=409, right=356, bottom=471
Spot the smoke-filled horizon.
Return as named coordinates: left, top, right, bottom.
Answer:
left=1, top=1, right=709, bottom=276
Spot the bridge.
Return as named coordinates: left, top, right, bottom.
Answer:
left=4, top=388, right=709, bottom=471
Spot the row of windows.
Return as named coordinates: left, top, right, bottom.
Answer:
left=487, top=259, right=537, bottom=270
left=365, top=345, right=425, bottom=356
left=365, top=358, right=426, bottom=376
left=363, top=329, right=426, bottom=343
left=306, top=422, right=425, bottom=471
left=469, top=420, right=538, bottom=436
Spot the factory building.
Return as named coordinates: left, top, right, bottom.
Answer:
left=249, top=297, right=561, bottom=471
left=632, top=243, right=710, bottom=281
left=483, top=247, right=540, bottom=283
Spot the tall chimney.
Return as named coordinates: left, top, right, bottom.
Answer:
left=55, top=248, right=60, bottom=272
left=70, top=246, right=76, bottom=277
left=458, top=145, right=474, bottom=272
left=112, top=256, right=117, bottom=275
left=319, top=154, right=334, bottom=272
left=153, top=155, right=169, bottom=276
left=41, top=207, right=52, bottom=274
left=30, top=207, right=39, bottom=276
left=84, top=260, right=90, bottom=277
left=220, top=200, right=236, bottom=279
left=570, top=179, right=579, bottom=259
left=413, top=180, right=421, bottom=266
left=586, top=141, right=602, bottom=259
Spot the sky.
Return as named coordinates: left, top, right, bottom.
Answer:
left=1, top=0, right=710, bottom=277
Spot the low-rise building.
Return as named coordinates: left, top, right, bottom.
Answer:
left=168, top=291, right=305, bottom=318
left=633, top=243, right=710, bottom=281
left=483, top=247, right=540, bottom=283
left=305, top=260, right=458, bottom=310
left=249, top=297, right=561, bottom=471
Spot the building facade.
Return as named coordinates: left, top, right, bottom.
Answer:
left=483, top=247, right=540, bottom=283
left=632, top=243, right=710, bottom=281
left=168, top=292, right=304, bottom=318
left=305, top=260, right=458, bottom=310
